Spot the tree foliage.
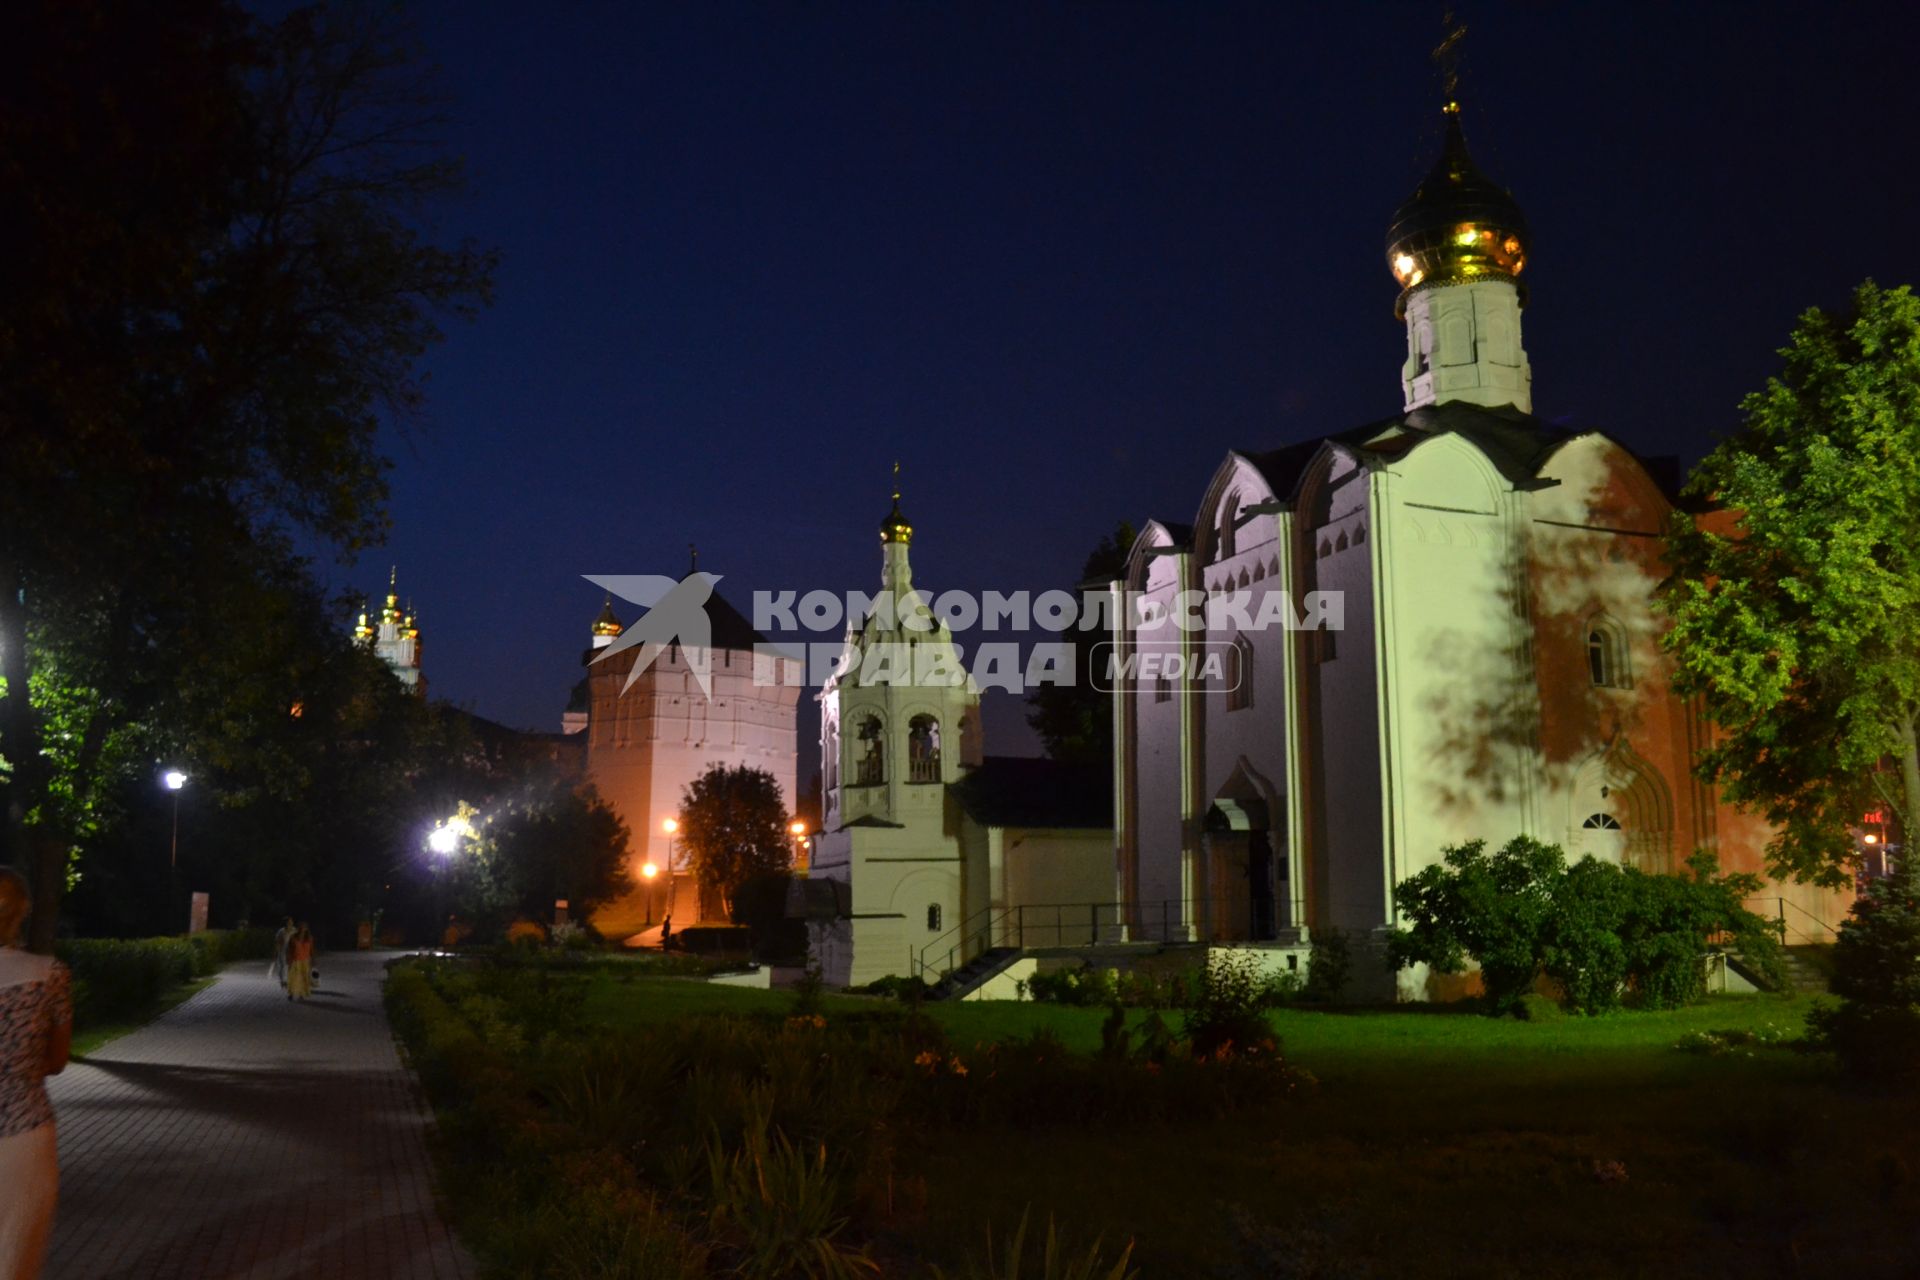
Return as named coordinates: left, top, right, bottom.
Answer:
left=1809, top=855, right=1920, bottom=1083
left=0, top=0, right=494, bottom=947
left=679, top=765, right=792, bottom=918
left=1027, top=521, right=1135, bottom=765
left=1662, top=281, right=1920, bottom=886
left=442, top=775, right=633, bottom=942
left=1389, top=837, right=1779, bottom=1014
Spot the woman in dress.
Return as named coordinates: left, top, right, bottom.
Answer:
left=0, top=867, right=71, bottom=1280
left=285, top=924, right=314, bottom=1002
left=268, top=917, right=293, bottom=989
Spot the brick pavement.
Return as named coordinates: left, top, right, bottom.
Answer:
left=44, top=950, right=474, bottom=1280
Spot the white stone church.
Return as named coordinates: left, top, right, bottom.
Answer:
left=803, top=96, right=1851, bottom=996
left=1109, top=99, right=1850, bottom=997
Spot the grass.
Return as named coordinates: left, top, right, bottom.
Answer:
left=71, top=973, right=217, bottom=1057
left=569, top=974, right=1920, bottom=1278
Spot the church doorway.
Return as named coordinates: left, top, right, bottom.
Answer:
left=1568, top=743, right=1674, bottom=873
left=1204, top=797, right=1278, bottom=942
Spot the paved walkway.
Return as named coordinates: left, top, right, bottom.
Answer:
left=44, top=950, right=474, bottom=1280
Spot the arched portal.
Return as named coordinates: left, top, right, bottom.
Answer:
left=1567, top=741, right=1674, bottom=872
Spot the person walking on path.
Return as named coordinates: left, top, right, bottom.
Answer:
left=268, top=917, right=293, bottom=990
left=285, top=925, right=315, bottom=1002
left=0, top=867, right=71, bottom=1280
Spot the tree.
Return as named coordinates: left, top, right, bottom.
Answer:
left=1809, top=854, right=1920, bottom=1083
left=1662, top=281, right=1920, bottom=887
left=0, top=0, right=494, bottom=947
left=443, top=775, right=633, bottom=942
left=1026, top=521, right=1135, bottom=765
left=679, top=765, right=792, bottom=919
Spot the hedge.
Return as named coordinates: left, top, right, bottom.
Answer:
left=57, top=927, right=276, bottom=1025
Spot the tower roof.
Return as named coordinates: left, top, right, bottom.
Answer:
left=591, top=594, right=623, bottom=637
left=1385, top=103, right=1530, bottom=316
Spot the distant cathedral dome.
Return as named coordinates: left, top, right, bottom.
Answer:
left=1385, top=102, right=1530, bottom=317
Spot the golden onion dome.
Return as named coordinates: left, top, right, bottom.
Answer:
left=591, top=595, right=624, bottom=637
left=880, top=498, right=913, bottom=545
left=1385, top=103, right=1530, bottom=318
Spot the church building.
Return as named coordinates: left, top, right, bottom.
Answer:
left=1110, top=97, right=1851, bottom=998
left=805, top=494, right=1113, bottom=988
left=353, top=568, right=424, bottom=691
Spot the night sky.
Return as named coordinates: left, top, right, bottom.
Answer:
left=337, top=1, right=1919, bottom=765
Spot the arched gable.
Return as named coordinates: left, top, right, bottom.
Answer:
left=1391, top=431, right=1508, bottom=515
left=1194, top=453, right=1280, bottom=564
left=1531, top=433, right=1673, bottom=533
left=1124, top=519, right=1186, bottom=591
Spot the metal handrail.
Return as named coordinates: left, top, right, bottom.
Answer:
left=1742, top=895, right=1845, bottom=945
left=911, top=898, right=1190, bottom=981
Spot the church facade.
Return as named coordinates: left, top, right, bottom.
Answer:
left=1110, top=100, right=1851, bottom=997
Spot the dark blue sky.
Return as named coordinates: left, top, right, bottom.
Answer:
left=337, top=1, right=1919, bottom=758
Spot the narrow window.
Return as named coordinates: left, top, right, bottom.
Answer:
left=1227, top=635, right=1255, bottom=712
left=1153, top=672, right=1172, bottom=703
left=927, top=903, right=942, bottom=932
left=907, top=714, right=941, bottom=783
left=856, top=714, right=885, bottom=785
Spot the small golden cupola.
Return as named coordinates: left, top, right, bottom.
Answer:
left=879, top=462, right=912, bottom=545
left=590, top=593, right=624, bottom=649
left=1385, top=101, right=1530, bottom=319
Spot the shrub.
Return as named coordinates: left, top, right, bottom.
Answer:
left=1181, top=950, right=1280, bottom=1061
left=1389, top=836, right=1563, bottom=1013
left=855, top=973, right=930, bottom=1002
left=1392, top=837, right=1781, bottom=1015
left=1302, top=929, right=1351, bottom=1003
left=504, top=919, right=546, bottom=948
left=929, top=1207, right=1138, bottom=1280
left=1512, top=993, right=1565, bottom=1023
left=1807, top=852, right=1920, bottom=1083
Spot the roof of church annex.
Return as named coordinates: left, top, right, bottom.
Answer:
left=951, top=756, right=1111, bottom=830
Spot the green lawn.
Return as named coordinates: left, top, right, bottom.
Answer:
left=576, top=975, right=1920, bottom=1277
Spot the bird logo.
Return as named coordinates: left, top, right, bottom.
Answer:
left=583, top=572, right=722, bottom=699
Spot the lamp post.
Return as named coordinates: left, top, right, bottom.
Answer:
left=427, top=815, right=471, bottom=946
left=640, top=860, right=660, bottom=924
left=661, top=817, right=680, bottom=938
left=164, top=770, right=188, bottom=867
left=163, top=770, right=188, bottom=933
left=789, top=819, right=809, bottom=872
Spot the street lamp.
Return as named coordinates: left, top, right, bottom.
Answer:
left=661, top=817, right=680, bottom=931
left=641, top=860, right=660, bottom=922
left=163, top=770, right=188, bottom=869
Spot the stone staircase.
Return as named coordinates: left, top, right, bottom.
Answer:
left=926, top=946, right=1023, bottom=1001
left=1725, top=945, right=1831, bottom=994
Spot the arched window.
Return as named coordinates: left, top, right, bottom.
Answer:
left=1227, top=635, right=1254, bottom=712
left=855, top=714, right=885, bottom=785
left=926, top=903, right=942, bottom=932
left=1587, top=617, right=1628, bottom=688
left=1582, top=813, right=1622, bottom=830
left=907, top=713, right=941, bottom=783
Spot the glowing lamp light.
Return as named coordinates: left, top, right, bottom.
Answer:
left=163, top=770, right=188, bottom=792
left=428, top=825, right=459, bottom=855
left=1864, top=833, right=1881, bottom=845
left=789, top=821, right=807, bottom=836
left=641, top=862, right=660, bottom=879
left=662, top=817, right=679, bottom=835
